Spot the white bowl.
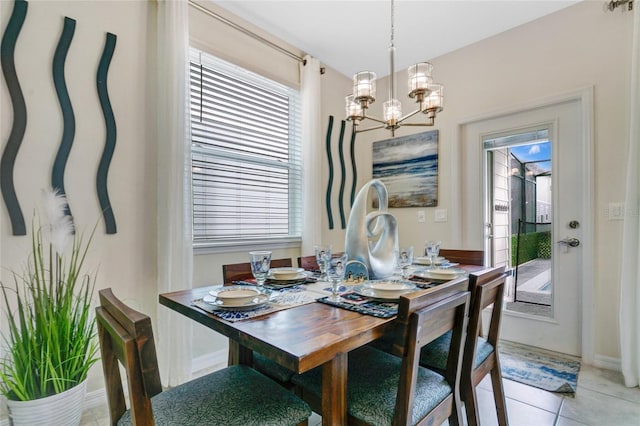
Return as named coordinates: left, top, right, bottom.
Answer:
left=270, top=267, right=305, bottom=280
left=215, top=287, right=262, bottom=305
left=363, top=280, right=416, bottom=296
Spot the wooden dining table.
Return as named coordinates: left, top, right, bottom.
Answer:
left=159, top=284, right=396, bottom=425
left=158, top=265, right=485, bottom=425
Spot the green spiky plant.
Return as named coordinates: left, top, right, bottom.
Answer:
left=0, top=189, right=99, bottom=401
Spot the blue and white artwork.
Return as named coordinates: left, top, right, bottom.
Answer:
left=372, top=130, right=438, bottom=207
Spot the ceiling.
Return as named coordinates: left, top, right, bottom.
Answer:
left=214, top=0, right=581, bottom=79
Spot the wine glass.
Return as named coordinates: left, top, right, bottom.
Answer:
left=326, top=253, right=348, bottom=302
left=314, top=244, right=332, bottom=281
left=249, top=251, right=272, bottom=286
left=425, top=241, right=441, bottom=269
left=396, top=246, right=414, bottom=279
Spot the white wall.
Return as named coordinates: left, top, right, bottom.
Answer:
left=0, top=0, right=154, bottom=409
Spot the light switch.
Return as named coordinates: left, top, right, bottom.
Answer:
left=608, top=202, right=624, bottom=220
left=434, top=209, right=447, bottom=222
left=417, top=210, right=426, bottom=223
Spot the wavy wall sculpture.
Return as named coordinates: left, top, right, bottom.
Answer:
left=325, top=115, right=335, bottom=229
left=51, top=16, right=76, bottom=221
left=0, top=4, right=119, bottom=236
left=337, top=119, right=347, bottom=229
left=344, top=179, right=399, bottom=279
left=0, top=0, right=28, bottom=235
left=96, top=32, right=117, bottom=234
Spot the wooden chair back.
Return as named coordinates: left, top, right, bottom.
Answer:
left=222, top=258, right=292, bottom=284
left=297, top=255, right=319, bottom=271
left=463, top=267, right=509, bottom=425
left=439, top=249, right=485, bottom=266
left=95, top=288, right=162, bottom=425
left=393, top=290, right=470, bottom=425
left=380, top=275, right=469, bottom=356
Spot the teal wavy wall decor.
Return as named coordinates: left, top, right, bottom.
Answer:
left=337, top=120, right=347, bottom=229
left=349, top=126, right=357, bottom=206
left=51, top=16, right=76, bottom=221
left=96, top=32, right=117, bottom=234
left=0, top=0, right=28, bottom=236
left=325, top=115, right=334, bottom=229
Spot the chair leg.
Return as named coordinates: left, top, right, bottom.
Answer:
left=463, top=383, right=481, bottom=426
left=296, top=421, right=308, bottom=426
left=490, top=366, right=509, bottom=426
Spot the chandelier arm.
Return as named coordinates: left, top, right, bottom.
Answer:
left=354, top=124, right=387, bottom=134
left=362, top=114, right=388, bottom=125
left=399, top=120, right=435, bottom=127
left=397, top=108, right=423, bottom=124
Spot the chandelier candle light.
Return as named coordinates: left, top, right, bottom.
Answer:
left=345, top=0, right=444, bottom=136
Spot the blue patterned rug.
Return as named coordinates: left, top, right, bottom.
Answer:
left=499, top=340, right=581, bottom=394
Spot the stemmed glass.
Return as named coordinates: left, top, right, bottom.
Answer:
left=326, top=253, right=348, bottom=302
left=249, top=251, right=272, bottom=286
left=425, top=241, right=441, bottom=269
left=314, top=244, right=332, bottom=281
left=396, top=246, right=414, bottom=279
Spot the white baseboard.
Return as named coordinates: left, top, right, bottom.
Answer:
left=192, top=349, right=228, bottom=375
left=592, top=354, right=622, bottom=372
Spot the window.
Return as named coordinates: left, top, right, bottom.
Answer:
left=189, top=48, right=302, bottom=248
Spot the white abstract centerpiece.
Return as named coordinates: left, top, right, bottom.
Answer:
left=345, top=179, right=399, bottom=279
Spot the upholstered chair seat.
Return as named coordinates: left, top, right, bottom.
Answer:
left=292, top=346, right=452, bottom=426
left=420, top=330, right=495, bottom=371
left=118, top=365, right=310, bottom=426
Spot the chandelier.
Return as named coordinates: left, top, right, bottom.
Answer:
left=345, top=0, right=444, bottom=136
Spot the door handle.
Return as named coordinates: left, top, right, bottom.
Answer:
left=557, top=237, right=580, bottom=247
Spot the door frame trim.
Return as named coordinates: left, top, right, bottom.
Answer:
left=452, top=87, right=594, bottom=362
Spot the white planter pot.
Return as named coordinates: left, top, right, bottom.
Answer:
left=6, top=380, right=87, bottom=426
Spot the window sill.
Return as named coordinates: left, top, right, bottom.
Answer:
left=193, top=238, right=301, bottom=255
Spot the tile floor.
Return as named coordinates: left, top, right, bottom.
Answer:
left=79, top=363, right=640, bottom=426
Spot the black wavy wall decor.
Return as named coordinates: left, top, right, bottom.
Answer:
left=0, top=0, right=28, bottom=236
left=337, top=120, right=347, bottom=229
left=349, top=126, right=357, bottom=207
left=325, top=115, right=335, bottom=230
left=51, top=16, right=76, bottom=222
left=96, top=32, right=117, bottom=234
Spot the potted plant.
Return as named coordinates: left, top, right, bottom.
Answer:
left=0, top=189, right=99, bottom=425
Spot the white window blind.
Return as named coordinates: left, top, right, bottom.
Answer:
left=189, top=49, right=302, bottom=246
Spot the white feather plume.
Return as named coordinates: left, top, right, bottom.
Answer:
left=40, top=187, right=74, bottom=256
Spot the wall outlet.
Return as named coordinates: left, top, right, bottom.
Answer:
left=417, top=210, right=426, bottom=223
left=434, top=209, right=448, bottom=222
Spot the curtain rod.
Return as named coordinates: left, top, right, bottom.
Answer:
left=188, top=1, right=306, bottom=65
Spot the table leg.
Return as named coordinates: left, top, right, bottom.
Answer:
left=228, top=339, right=253, bottom=366
left=321, top=352, right=347, bottom=426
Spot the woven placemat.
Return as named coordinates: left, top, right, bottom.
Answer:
left=316, top=295, right=398, bottom=318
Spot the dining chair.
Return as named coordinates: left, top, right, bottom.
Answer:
left=222, top=258, right=293, bottom=284
left=297, top=255, right=319, bottom=271
left=419, top=266, right=509, bottom=426
left=292, top=282, right=471, bottom=426
left=222, top=258, right=297, bottom=386
left=438, top=249, right=485, bottom=266
left=95, top=288, right=311, bottom=426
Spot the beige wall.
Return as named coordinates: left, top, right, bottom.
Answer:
left=346, top=1, right=632, bottom=361
left=0, top=3, right=631, bottom=418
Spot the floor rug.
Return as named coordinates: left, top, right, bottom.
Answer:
left=498, top=340, right=581, bottom=394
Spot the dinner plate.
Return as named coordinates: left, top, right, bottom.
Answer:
left=412, top=268, right=468, bottom=280
left=269, top=267, right=305, bottom=280
left=267, top=271, right=309, bottom=282
left=414, top=256, right=447, bottom=265
left=202, top=293, right=270, bottom=310
left=354, top=280, right=417, bottom=301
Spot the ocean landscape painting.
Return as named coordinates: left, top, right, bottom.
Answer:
left=372, top=130, right=438, bottom=207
